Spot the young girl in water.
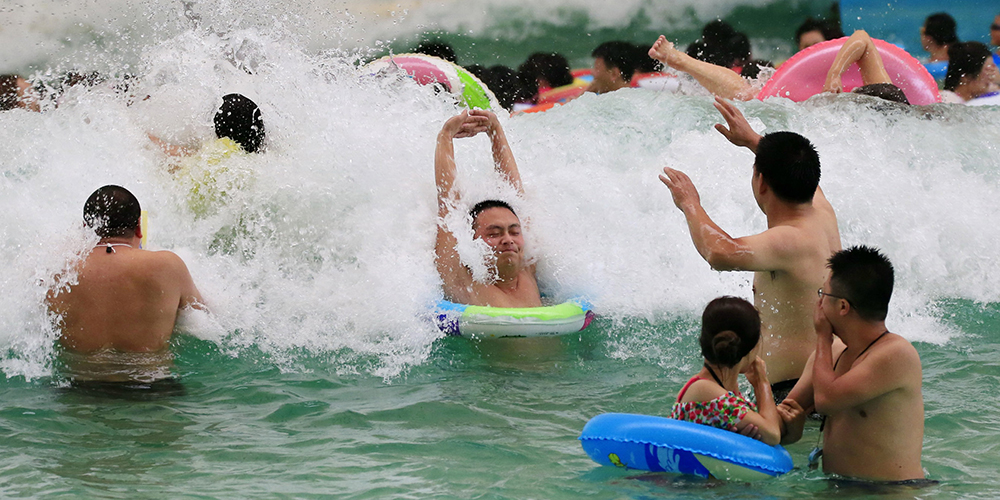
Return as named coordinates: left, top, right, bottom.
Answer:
left=670, top=296, right=782, bottom=445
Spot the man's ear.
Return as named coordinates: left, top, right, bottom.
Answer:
left=838, top=298, right=851, bottom=316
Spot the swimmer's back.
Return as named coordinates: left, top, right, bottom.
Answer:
left=49, top=247, right=201, bottom=353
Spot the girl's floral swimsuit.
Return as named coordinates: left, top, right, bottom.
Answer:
left=669, top=375, right=757, bottom=431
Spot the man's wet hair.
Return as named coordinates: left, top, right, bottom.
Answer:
left=592, top=41, right=640, bottom=82
left=518, top=53, right=574, bottom=89
left=482, top=65, right=531, bottom=111
left=633, top=43, right=663, bottom=73
left=469, top=200, right=517, bottom=227
left=754, top=131, right=821, bottom=204
left=944, top=42, right=992, bottom=92
left=923, top=13, right=959, bottom=46
left=0, top=75, right=21, bottom=111
left=84, top=185, right=142, bottom=238
left=214, top=93, right=265, bottom=154
left=828, top=245, right=894, bottom=322
left=414, top=40, right=457, bottom=63
left=853, top=83, right=910, bottom=105
left=687, top=20, right=751, bottom=68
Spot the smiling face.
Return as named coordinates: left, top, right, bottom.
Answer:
left=472, top=206, right=524, bottom=268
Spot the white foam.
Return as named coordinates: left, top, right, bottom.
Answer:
left=2, top=22, right=999, bottom=380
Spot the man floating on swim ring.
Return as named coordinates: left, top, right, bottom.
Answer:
left=434, top=110, right=541, bottom=308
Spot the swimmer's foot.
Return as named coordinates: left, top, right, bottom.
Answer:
left=648, top=36, right=683, bottom=68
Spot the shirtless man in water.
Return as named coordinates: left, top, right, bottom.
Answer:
left=435, top=110, right=541, bottom=307
left=47, top=185, right=203, bottom=383
left=779, top=246, right=925, bottom=482
left=659, top=98, right=841, bottom=394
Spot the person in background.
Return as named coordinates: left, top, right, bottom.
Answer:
left=670, top=296, right=787, bottom=445
left=518, top=53, right=584, bottom=105
left=414, top=40, right=457, bottom=64
left=481, top=65, right=531, bottom=112
left=588, top=41, right=640, bottom=94
left=941, top=41, right=1000, bottom=103
left=794, top=18, right=845, bottom=53
left=991, top=13, right=1000, bottom=62
left=0, top=74, right=40, bottom=112
left=921, top=13, right=959, bottom=63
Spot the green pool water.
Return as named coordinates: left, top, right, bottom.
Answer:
left=2, top=300, right=997, bottom=498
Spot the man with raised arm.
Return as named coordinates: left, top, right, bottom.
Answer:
left=47, top=185, right=204, bottom=386
left=778, top=246, right=925, bottom=482
left=659, top=97, right=841, bottom=397
left=435, top=109, right=541, bottom=308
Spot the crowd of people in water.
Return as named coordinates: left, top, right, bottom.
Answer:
left=18, top=6, right=1000, bottom=488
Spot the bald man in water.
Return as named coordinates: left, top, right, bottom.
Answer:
left=660, top=98, right=841, bottom=397
left=47, top=185, right=203, bottom=382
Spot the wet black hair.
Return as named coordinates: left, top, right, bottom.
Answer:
left=754, top=131, right=821, bottom=204
left=853, top=83, right=910, bottom=105
left=686, top=21, right=752, bottom=68
left=84, top=185, right=142, bottom=238
left=469, top=200, right=516, bottom=227
left=214, top=93, right=265, bottom=154
left=923, top=12, right=959, bottom=46
left=944, top=42, right=992, bottom=92
left=591, top=41, right=640, bottom=82
left=827, top=246, right=894, bottom=321
left=482, top=65, right=531, bottom=111
left=518, top=53, right=574, bottom=89
left=415, top=40, right=457, bottom=63
left=0, top=75, right=22, bottom=111
left=700, top=296, right=761, bottom=367
left=795, top=18, right=827, bottom=45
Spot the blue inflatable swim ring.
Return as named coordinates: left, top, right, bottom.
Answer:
left=580, top=413, right=793, bottom=481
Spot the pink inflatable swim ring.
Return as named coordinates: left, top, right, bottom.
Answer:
left=758, top=37, right=941, bottom=105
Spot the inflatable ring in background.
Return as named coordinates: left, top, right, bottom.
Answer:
left=365, top=53, right=501, bottom=111
left=758, top=37, right=941, bottom=105
left=435, top=299, right=594, bottom=338
left=580, top=413, right=794, bottom=481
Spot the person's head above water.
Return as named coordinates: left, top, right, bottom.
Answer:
left=214, top=93, right=265, bottom=153
left=700, top=296, right=761, bottom=368
left=922, top=13, right=959, bottom=48
left=753, top=131, right=821, bottom=204
left=826, top=245, right=894, bottom=322
left=944, top=41, right=997, bottom=99
left=83, top=185, right=141, bottom=238
left=469, top=199, right=523, bottom=264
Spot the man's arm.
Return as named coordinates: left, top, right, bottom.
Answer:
left=659, top=167, right=807, bottom=272
left=434, top=111, right=490, bottom=295
left=163, top=251, right=205, bottom=311
left=824, top=30, right=892, bottom=93
left=811, top=309, right=915, bottom=414
left=481, top=110, right=523, bottom=194
left=649, top=36, right=756, bottom=101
